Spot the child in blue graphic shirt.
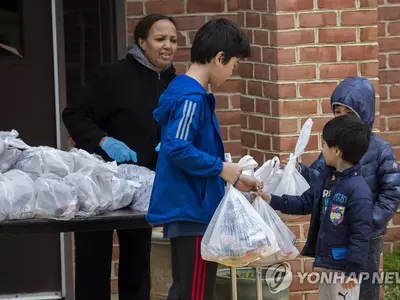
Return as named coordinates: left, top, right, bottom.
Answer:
left=258, top=115, right=373, bottom=300
left=147, top=19, right=262, bottom=300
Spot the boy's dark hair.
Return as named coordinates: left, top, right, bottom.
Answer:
left=323, top=114, right=371, bottom=164
left=134, top=13, right=176, bottom=44
left=191, top=18, right=251, bottom=64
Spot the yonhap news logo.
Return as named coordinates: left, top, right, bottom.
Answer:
left=265, top=263, right=293, bottom=294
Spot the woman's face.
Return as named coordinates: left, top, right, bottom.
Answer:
left=139, top=19, right=177, bottom=72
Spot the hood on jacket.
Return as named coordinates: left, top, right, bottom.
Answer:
left=126, top=42, right=172, bottom=72
left=330, top=76, right=376, bottom=128
left=153, top=74, right=208, bottom=126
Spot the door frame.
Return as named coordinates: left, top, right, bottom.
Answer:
left=52, top=1, right=126, bottom=299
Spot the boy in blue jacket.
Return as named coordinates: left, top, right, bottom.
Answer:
left=258, top=114, right=373, bottom=300
left=296, top=77, right=400, bottom=300
left=147, top=19, right=260, bottom=300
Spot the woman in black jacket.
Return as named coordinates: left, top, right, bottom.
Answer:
left=62, top=14, right=178, bottom=300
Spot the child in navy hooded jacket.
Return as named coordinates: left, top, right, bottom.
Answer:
left=258, top=115, right=373, bottom=300
left=147, top=19, right=261, bottom=300
left=298, top=77, right=400, bottom=300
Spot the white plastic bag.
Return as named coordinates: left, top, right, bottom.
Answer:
left=250, top=201, right=299, bottom=266
left=201, top=155, right=280, bottom=267
left=0, top=170, right=36, bottom=221
left=0, top=148, right=22, bottom=173
left=117, top=164, right=155, bottom=212
left=0, top=130, right=31, bottom=150
left=14, top=146, right=75, bottom=180
left=273, top=119, right=313, bottom=197
left=34, top=174, right=79, bottom=219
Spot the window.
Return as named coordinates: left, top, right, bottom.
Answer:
left=0, top=0, right=23, bottom=57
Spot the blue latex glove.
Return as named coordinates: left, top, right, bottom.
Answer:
left=101, top=137, right=137, bottom=163
left=155, top=142, right=161, bottom=152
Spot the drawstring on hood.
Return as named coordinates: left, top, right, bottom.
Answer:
left=126, top=42, right=172, bottom=73
left=330, top=76, right=376, bottom=128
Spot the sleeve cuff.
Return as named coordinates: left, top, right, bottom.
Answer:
left=270, top=195, right=284, bottom=211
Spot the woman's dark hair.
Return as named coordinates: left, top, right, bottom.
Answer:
left=134, top=13, right=176, bottom=44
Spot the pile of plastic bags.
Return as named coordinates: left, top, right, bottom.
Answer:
left=0, top=130, right=153, bottom=221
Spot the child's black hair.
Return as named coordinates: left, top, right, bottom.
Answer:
left=322, top=114, right=371, bottom=164
left=190, top=18, right=251, bottom=64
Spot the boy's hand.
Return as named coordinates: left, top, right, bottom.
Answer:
left=255, top=191, right=272, bottom=204
left=234, top=174, right=263, bottom=192
left=281, top=157, right=300, bottom=171
left=220, top=162, right=242, bottom=185
left=342, top=276, right=357, bottom=289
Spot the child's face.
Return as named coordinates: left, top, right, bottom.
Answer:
left=322, top=140, right=339, bottom=167
left=333, top=105, right=353, bottom=117
left=210, top=54, right=239, bottom=87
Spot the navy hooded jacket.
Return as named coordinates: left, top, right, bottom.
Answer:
left=301, top=76, right=400, bottom=238
left=270, top=164, right=373, bottom=276
left=146, top=74, right=226, bottom=226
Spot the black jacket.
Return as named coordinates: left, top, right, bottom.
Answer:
left=62, top=51, right=176, bottom=170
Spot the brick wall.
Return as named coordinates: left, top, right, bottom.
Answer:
left=121, top=0, right=400, bottom=299
left=378, top=0, right=400, bottom=254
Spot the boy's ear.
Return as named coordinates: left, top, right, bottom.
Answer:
left=335, top=147, right=343, bottom=158
left=214, top=51, right=225, bottom=67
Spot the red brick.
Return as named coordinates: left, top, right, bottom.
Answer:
left=241, top=114, right=248, bottom=129
left=263, top=83, right=297, bottom=99
left=390, top=85, right=400, bottom=98
left=238, top=62, right=253, bottom=78
left=288, top=225, right=302, bottom=240
left=209, top=14, right=238, bottom=23
left=360, top=27, right=378, bottom=42
left=238, top=0, right=251, bottom=9
left=388, top=22, right=400, bottom=35
left=262, top=14, right=295, bottom=30
left=341, top=44, right=379, bottom=60
left=302, top=116, right=331, bottom=132
left=318, top=0, right=356, bottom=8
left=289, top=293, right=303, bottom=300
left=270, top=0, right=314, bottom=11
left=256, top=134, right=271, bottom=149
left=380, top=132, right=400, bottom=145
left=290, top=275, right=318, bottom=292
left=241, top=96, right=255, bottom=113
left=174, top=48, right=190, bottom=62
left=254, top=64, right=270, bottom=80
left=383, top=226, right=400, bottom=242
left=111, top=279, right=118, bottom=294
left=299, top=12, right=337, bottom=28
left=249, top=149, right=266, bottom=162
left=248, top=80, right=263, bottom=97
left=321, top=99, right=332, bottom=114
left=341, top=10, right=377, bottom=26
left=217, top=111, right=241, bottom=125
left=379, top=54, right=387, bottom=69
left=215, top=95, right=229, bottom=109
left=319, top=28, right=357, bottom=44
left=270, top=30, right=314, bottom=46
left=174, top=64, right=187, bottom=74
left=379, top=37, right=400, bottom=52
left=388, top=117, right=400, bottom=130
left=256, top=98, right=271, bottom=114
left=264, top=118, right=298, bottom=134
left=229, top=126, right=241, bottom=140
left=301, top=152, right=320, bottom=165
left=225, top=141, right=243, bottom=156
left=146, top=0, right=184, bottom=14
left=378, top=7, right=400, bottom=21
left=212, top=79, right=242, bottom=93
left=263, top=47, right=296, bottom=64
left=230, top=97, right=242, bottom=109
left=379, top=85, right=388, bottom=100
left=304, top=258, right=315, bottom=272
left=220, top=126, right=228, bottom=140
left=112, top=245, right=119, bottom=260
left=126, top=2, right=143, bottom=16
left=306, top=294, right=319, bottom=300
left=361, top=62, right=379, bottom=77
left=389, top=54, right=400, bottom=68
left=272, top=100, right=318, bottom=116
left=228, top=0, right=237, bottom=11
left=187, top=0, right=225, bottom=13
left=253, top=0, right=268, bottom=10
left=300, top=82, right=337, bottom=97
left=254, top=30, right=269, bottom=45
left=127, top=18, right=142, bottom=34
left=378, top=22, right=386, bottom=37
left=242, top=131, right=256, bottom=147
left=393, top=212, right=400, bottom=225
left=320, top=63, right=357, bottom=79
left=300, top=46, right=337, bottom=62
left=246, top=12, right=261, bottom=28
left=249, top=115, right=264, bottom=130
left=388, top=0, right=400, bottom=2
left=380, top=70, right=400, bottom=84
left=250, top=45, right=262, bottom=61
left=360, top=0, right=378, bottom=7
left=272, top=65, right=316, bottom=80
left=174, top=16, right=206, bottom=30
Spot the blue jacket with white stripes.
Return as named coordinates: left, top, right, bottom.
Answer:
left=146, top=74, right=226, bottom=226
